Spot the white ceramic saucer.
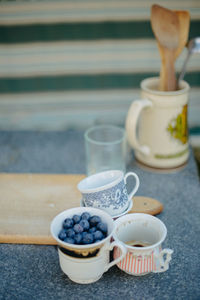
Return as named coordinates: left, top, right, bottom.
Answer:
left=111, top=199, right=133, bottom=219
left=80, top=198, right=133, bottom=219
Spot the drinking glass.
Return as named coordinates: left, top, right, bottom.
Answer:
left=84, top=125, right=127, bottom=175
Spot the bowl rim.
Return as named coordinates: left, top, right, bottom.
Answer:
left=50, top=207, right=114, bottom=250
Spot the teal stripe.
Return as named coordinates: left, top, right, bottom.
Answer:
left=0, top=20, right=198, bottom=44
left=190, top=127, right=200, bottom=135
left=184, top=72, right=200, bottom=86
left=0, top=21, right=152, bottom=43
left=189, top=21, right=200, bottom=40
left=0, top=72, right=199, bottom=94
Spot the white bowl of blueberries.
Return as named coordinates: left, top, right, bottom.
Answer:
left=50, top=207, right=114, bottom=252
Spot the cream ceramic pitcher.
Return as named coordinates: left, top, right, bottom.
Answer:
left=126, top=77, right=190, bottom=169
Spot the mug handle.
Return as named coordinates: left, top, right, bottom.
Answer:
left=153, top=248, right=173, bottom=273
left=125, top=98, right=152, bottom=155
left=124, top=172, right=140, bottom=200
left=104, top=241, right=127, bottom=272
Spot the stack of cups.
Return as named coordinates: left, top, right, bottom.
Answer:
left=50, top=123, right=173, bottom=284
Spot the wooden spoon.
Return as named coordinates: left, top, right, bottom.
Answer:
left=151, top=4, right=180, bottom=91
left=159, top=10, right=190, bottom=89
left=174, top=11, right=190, bottom=60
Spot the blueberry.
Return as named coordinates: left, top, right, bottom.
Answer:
left=64, top=237, right=75, bottom=244
left=81, top=212, right=91, bottom=220
left=73, top=214, right=81, bottom=224
left=73, top=223, right=84, bottom=233
left=89, top=215, right=101, bottom=227
left=82, top=231, right=88, bottom=238
left=58, top=229, right=67, bottom=241
left=82, top=233, right=94, bottom=244
left=97, top=222, right=108, bottom=234
left=63, top=218, right=74, bottom=229
left=88, top=226, right=96, bottom=233
left=93, top=230, right=104, bottom=241
left=66, top=228, right=75, bottom=239
left=74, top=233, right=83, bottom=244
left=79, top=219, right=90, bottom=231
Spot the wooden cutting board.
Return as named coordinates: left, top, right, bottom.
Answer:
left=0, top=173, right=85, bottom=245
left=0, top=173, right=163, bottom=245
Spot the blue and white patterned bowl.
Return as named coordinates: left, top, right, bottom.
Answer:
left=77, top=170, right=139, bottom=217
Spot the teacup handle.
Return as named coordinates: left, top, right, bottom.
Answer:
left=125, top=98, right=152, bottom=155
left=104, top=241, right=127, bottom=272
left=153, top=248, right=173, bottom=273
left=124, top=172, right=140, bottom=200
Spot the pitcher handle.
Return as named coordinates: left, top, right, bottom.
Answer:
left=104, top=241, right=127, bottom=272
left=125, top=99, right=152, bottom=155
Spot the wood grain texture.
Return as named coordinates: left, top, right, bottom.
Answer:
left=151, top=4, right=179, bottom=91
left=0, top=173, right=85, bottom=245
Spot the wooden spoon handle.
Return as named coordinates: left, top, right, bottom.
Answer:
left=160, top=48, right=177, bottom=91
left=158, top=43, right=167, bottom=91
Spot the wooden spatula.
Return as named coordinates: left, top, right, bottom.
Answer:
left=174, top=11, right=190, bottom=59
left=151, top=4, right=180, bottom=91
left=159, top=10, right=190, bottom=90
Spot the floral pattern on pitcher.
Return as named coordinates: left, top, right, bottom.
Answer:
left=167, top=105, right=188, bottom=144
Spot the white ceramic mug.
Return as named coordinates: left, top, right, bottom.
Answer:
left=126, top=77, right=190, bottom=169
left=77, top=170, right=140, bottom=217
left=50, top=207, right=127, bottom=284
left=113, top=213, right=173, bottom=276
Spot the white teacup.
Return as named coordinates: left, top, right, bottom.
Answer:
left=50, top=207, right=127, bottom=284
left=77, top=170, right=140, bottom=217
left=113, top=213, right=173, bottom=276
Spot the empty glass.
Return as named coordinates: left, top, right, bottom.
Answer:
left=84, top=125, right=127, bottom=175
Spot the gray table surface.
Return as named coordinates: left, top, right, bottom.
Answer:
left=0, top=130, right=200, bottom=300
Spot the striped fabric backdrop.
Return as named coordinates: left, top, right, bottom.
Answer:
left=0, top=0, right=200, bottom=131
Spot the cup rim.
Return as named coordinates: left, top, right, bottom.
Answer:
left=84, top=124, right=126, bottom=146
left=113, top=213, right=167, bottom=250
left=141, top=77, right=190, bottom=96
left=50, top=207, right=115, bottom=250
left=77, top=170, right=124, bottom=193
